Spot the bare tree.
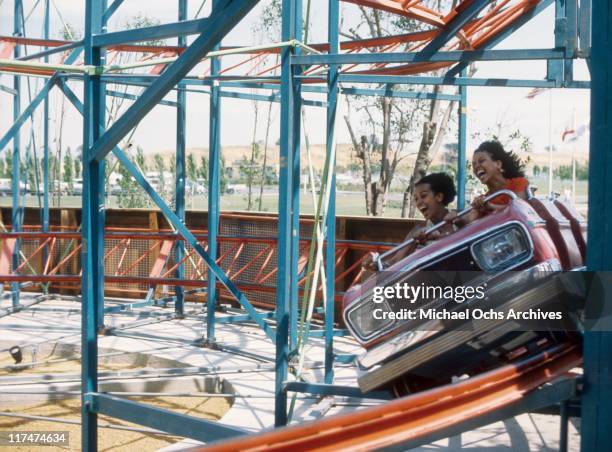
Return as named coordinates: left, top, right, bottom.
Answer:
left=342, top=5, right=457, bottom=217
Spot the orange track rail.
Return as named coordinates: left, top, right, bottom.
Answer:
left=0, top=0, right=546, bottom=79
left=202, top=342, right=581, bottom=451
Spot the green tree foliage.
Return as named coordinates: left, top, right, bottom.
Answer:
left=554, top=162, right=589, bottom=180
left=154, top=153, right=166, bottom=192
left=63, top=147, right=74, bottom=187
left=4, top=152, right=12, bottom=179
left=187, top=154, right=197, bottom=182
left=195, top=155, right=228, bottom=193
left=198, top=156, right=208, bottom=182
left=74, top=158, right=81, bottom=180
left=136, top=146, right=147, bottom=172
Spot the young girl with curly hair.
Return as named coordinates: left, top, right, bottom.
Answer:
left=447, top=141, right=529, bottom=224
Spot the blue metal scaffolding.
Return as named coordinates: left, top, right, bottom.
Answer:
left=0, top=0, right=607, bottom=449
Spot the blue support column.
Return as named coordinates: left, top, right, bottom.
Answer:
left=206, top=0, right=222, bottom=343
left=581, top=0, right=612, bottom=449
left=11, top=0, right=23, bottom=308
left=175, top=0, right=187, bottom=317
left=42, top=0, right=50, bottom=240
left=275, top=0, right=301, bottom=427
left=81, top=0, right=105, bottom=449
left=96, top=2, right=108, bottom=330
left=289, top=2, right=303, bottom=353
left=457, top=69, right=467, bottom=210
left=547, top=0, right=567, bottom=85
left=324, top=0, right=339, bottom=385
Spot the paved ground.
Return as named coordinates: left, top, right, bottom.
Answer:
left=0, top=293, right=580, bottom=450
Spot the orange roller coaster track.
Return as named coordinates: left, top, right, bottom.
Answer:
left=202, top=342, right=581, bottom=451
left=0, top=0, right=547, bottom=80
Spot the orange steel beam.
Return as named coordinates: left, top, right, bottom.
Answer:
left=114, top=238, right=132, bottom=276
left=42, top=238, right=57, bottom=275
left=0, top=0, right=547, bottom=81
left=117, top=240, right=162, bottom=277
left=201, top=342, right=581, bottom=452
left=343, top=0, right=445, bottom=27
left=13, top=237, right=52, bottom=273
left=47, top=244, right=83, bottom=275
left=0, top=230, right=388, bottom=304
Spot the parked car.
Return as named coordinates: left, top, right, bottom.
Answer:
left=0, top=178, right=10, bottom=196
left=342, top=190, right=586, bottom=395
left=72, top=178, right=83, bottom=195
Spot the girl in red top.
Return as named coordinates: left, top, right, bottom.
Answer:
left=472, top=140, right=529, bottom=204
left=448, top=141, right=529, bottom=224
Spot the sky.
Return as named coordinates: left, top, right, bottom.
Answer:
left=0, top=0, right=591, bottom=161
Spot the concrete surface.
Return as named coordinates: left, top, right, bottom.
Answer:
left=0, top=293, right=580, bottom=450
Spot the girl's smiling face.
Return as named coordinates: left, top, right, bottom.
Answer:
left=413, top=183, right=446, bottom=222
left=472, top=150, right=504, bottom=187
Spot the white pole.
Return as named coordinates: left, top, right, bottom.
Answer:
left=547, top=90, right=553, bottom=198
left=571, top=108, right=576, bottom=203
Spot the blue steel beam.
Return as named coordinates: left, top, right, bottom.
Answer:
left=220, top=89, right=327, bottom=107
left=101, top=0, right=126, bottom=26
left=0, top=47, right=83, bottom=153
left=292, top=48, right=566, bottom=66
left=0, top=76, right=56, bottom=152
left=206, top=0, right=222, bottom=343
left=57, top=79, right=276, bottom=343
left=91, top=394, right=246, bottom=442
left=42, top=0, right=50, bottom=271
left=90, top=0, right=258, bottom=163
left=56, top=72, right=593, bottom=92
left=81, top=0, right=105, bottom=448
left=578, top=0, right=590, bottom=56
left=93, top=15, right=217, bottom=48
left=11, top=0, right=23, bottom=308
left=289, top=0, right=303, bottom=356
left=0, top=84, right=17, bottom=95
left=17, top=40, right=83, bottom=61
left=420, top=0, right=489, bottom=54
left=337, top=73, right=589, bottom=88
left=547, top=0, right=568, bottom=85
left=324, top=0, right=339, bottom=385
left=581, top=0, right=612, bottom=447
left=100, top=77, right=329, bottom=106
left=106, top=89, right=177, bottom=107
left=284, top=382, right=392, bottom=400
left=275, top=0, right=300, bottom=427
left=339, top=86, right=461, bottom=101
left=175, top=0, right=187, bottom=317
left=445, top=0, right=555, bottom=78
left=94, top=72, right=590, bottom=90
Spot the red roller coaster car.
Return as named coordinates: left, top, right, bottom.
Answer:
left=342, top=190, right=586, bottom=395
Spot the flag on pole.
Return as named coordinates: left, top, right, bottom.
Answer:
left=562, top=123, right=589, bottom=142
left=525, top=87, right=548, bottom=99
left=561, top=127, right=576, bottom=141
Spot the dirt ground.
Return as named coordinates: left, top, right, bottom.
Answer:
left=0, top=354, right=231, bottom=451
left=0, top=354, right=142, bottom=376
left=0, top=396, right=231, bottom=451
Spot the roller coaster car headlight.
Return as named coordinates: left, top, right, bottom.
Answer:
left=471, top=225, right=532, bottom=272
left=346, top=297, right=395, bottom=342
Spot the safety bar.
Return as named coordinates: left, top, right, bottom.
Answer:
left=375, top=189, right=518, bottom=271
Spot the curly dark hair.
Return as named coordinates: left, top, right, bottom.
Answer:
left=474, top=140, right=525, bottom=178
left=415, top=172, right=456, bottom=206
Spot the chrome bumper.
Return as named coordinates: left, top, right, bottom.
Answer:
left=358, top=259, right=563, bottom=370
